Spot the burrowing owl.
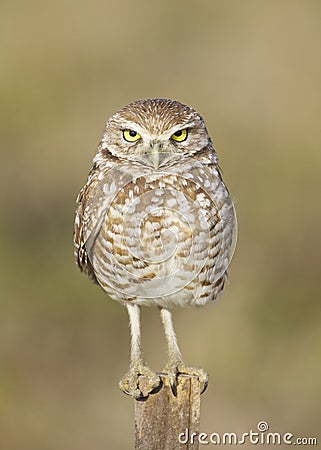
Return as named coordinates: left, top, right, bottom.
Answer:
left=74, top=98, right=237, bottom=399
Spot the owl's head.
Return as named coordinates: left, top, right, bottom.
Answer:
left=96, top=98, right=214, bottom=169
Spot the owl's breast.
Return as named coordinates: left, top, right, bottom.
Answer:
left=90, top=165, right=236, bottom=307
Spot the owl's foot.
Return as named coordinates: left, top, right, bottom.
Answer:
left=119, top=363, right=162, bottom=400
left=162, top=362, right=208, bottom=396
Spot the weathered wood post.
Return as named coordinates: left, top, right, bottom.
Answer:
left=134, top=374, right=202, bottom=449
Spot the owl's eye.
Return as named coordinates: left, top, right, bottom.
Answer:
left=123, top=129, right=141, bottom=142
left=171, top=129, right=188, bottom=142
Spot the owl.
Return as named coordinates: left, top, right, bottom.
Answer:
left=74, top=98, right=237, bottom=399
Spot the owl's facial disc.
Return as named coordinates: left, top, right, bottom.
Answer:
left=105, top=116, right=203, bottom=170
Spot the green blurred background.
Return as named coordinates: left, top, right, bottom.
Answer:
left=1, top=1, right=320, bottom=448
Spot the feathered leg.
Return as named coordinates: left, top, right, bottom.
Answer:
left=119, top=303, right=161, bottom=399
left=160, top=307, right=208, bottom=395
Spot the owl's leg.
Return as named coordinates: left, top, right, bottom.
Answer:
left=119, top=303, right=161, bottom=399
left=160, top=307, right=208, bottom=396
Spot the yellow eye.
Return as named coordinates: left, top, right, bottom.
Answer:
left=171, top=128, right=188, bottom=142
left=123, top=129, right=141, bottom=142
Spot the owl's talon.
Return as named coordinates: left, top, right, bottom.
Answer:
left=169, top=378, right=178, bottom=397
left=119, top=364, right=161, bottom=399
left=200, top=378, right=208, bottom=394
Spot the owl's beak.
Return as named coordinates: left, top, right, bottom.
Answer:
left=149, top=142, right=161, bottom=170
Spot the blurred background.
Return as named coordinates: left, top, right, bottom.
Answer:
left=1, top=1, right=320, bottom=448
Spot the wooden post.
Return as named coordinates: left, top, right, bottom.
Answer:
left=134, top=374, right=202, bottom=450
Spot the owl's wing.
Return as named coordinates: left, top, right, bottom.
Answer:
left=73, top=161, right=119, bottom=283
